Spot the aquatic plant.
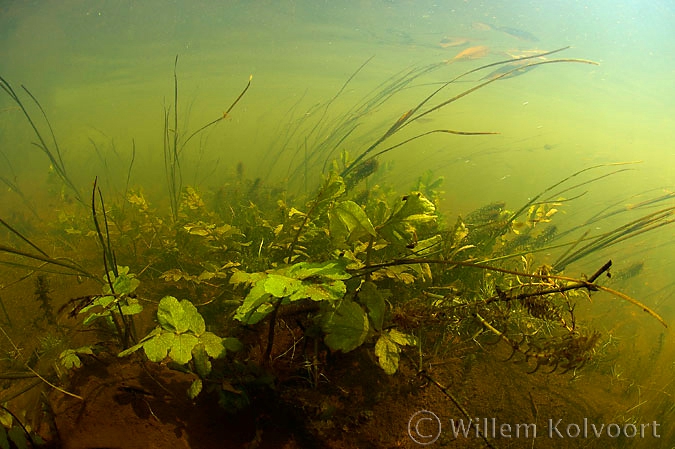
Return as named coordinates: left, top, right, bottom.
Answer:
left=0, top=47, right=672, bottom=448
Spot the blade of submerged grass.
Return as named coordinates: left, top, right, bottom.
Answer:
left=341, top=50, right=599, bottom=177
left=0, top=76, right=84, bottom=205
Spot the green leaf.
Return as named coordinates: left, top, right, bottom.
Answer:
left=169, top=333, right=199, bottom=364
left=200, top=332, right=226, bottom=359
left=359, top=282, right=387, bottom=331
left=192, top=344, right=212, bottom=378
left=188, top=379, right=203, bottom=399
left=229, top=270, right=266, bottom=286
left=375, top=333, right=400, bottom=375
left=59, top=350, right=82, bottom=369
left=157, top=296, right=184, bottom=332
left=264, top=274, right=302, bottom=298
left=58, top=346, right=94, bottom=370
left=379, top=192, right=436, bottom=244
left=290, top=280, right=346, bottom=302
left=121, top=298, right=143, bottom=316
left=234, top=283, right=273, bottom=324
left=222, top=337, right=243, bottom=353
left=330, top=200, right=377, bottom=242
left=82, top=311, right=109, bottom=326
left=143, top=332, right=176, bottom=362
left=387, top=329, right=417, bottom=346
left=322, top=300, right=369, bottom=352
left=157, top=296, right=205, bottom=335
left=112, top=271, right=140, bottom=295
left=287, top=259, right=351, bottom=281
left=375, top=329, right=417, bottom=375
left=180, top=299, right=206, bottom=335
left=314, top=172, right=346, bottom=215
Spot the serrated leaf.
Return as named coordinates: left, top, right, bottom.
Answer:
left=322, top=300, right=369, bottom=352
left=169, top=333, right=199, bottom=364
left=229, top=270, right=266, bottom=286
left=157, top=296, right=184, bottom=332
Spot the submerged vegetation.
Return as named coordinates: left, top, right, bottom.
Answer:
left=0, top=48, right=673, bottom=447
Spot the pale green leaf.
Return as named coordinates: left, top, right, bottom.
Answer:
left=179, top=299, right=206, bottom=335
left=143, top=332, right=176, bottom=362
left=375, top=333, right=400, bottom=375
left=200, top=332, right=226, bottom=359
left=264, top=274, right=301, bottom=298
left=387, top=329, right=417, bottom=346
left=290, top=280, right=346, bottom=302
left=169, top=333, right=199, bottom=364
left=157, top=296, right=185, bottom=332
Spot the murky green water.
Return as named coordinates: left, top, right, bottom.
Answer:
left=1, top=1, right=673, bottom=447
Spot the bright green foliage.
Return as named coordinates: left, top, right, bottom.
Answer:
left=58, top=346, right=95, bottom=370
left=119, top=296, right=241, bottom=369
left=232, top=259, right=350, bottom=325
left=375, top=329, right=417, bottom=375
left=80, top=266, right=143, bottom=326
left=104, top=265, right=140, bottom=295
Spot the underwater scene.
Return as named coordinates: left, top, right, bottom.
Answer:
left=0, top=1, right=674, bottom=448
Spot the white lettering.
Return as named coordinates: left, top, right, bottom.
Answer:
left=624, top=423, right=637, bottom=438
left=652, top=421, right=661, bottom=438
left=590, top=422, right=605, bottom=437
left=549, top=419, right=563, bottom=438
left=448, top=419, right=473, bottom=438
left=516, top=423, right=536, bottom=438
left=607, top=423, right=621, bottom=438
